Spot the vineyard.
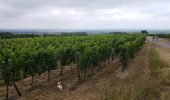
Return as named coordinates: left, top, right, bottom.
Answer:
left=0, top=34, right=145, bottom=100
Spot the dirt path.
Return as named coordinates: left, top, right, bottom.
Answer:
left=146, top=37, right=170, bottom=100
left=0, top=43, right=151, bottom=100
left=147, top=36, right=170, bottom=49
left=147, top=36, right=170, bottom=66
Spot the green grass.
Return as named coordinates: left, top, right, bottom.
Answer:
left=149, top=48, right=169, bottom=77
left=100, top=84, right=161, bottom=100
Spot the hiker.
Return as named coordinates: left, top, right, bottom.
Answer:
left=156, top=36, right=159, bottom=42
left=152, top=36, right=155, bottom=41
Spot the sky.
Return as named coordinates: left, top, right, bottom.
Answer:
left=0, top=0, right=170, bottom=29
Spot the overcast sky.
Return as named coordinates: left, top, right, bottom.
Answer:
left=0, top=0, right=170, bottom=29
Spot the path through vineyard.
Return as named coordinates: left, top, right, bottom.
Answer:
left=147, top=36, right=170, bottom=65
left=1, top=39, right=170, bottom=100
left=148, top=36, right=170, bottom=49
left=148, top=36, right=170, bottom=65
left=146, top=37, right=170, bottom=100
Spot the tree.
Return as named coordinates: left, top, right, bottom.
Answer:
left=141, top=30, right=148, bottom=34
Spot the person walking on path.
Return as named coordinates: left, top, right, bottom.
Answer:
left=156, top=36, right=159, bottom=42
left=152, top=36, right=155, bottom=42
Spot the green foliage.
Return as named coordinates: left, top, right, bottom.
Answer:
left=0, top=34, right=145, bottom=99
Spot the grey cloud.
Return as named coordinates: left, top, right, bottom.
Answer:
left=0, top=0, right=170, bottom=29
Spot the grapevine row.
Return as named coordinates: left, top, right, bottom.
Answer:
left=0, top=34, right=145, bottom=99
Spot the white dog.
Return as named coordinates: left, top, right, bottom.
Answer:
left=57, top=81, right=63, bottom=92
